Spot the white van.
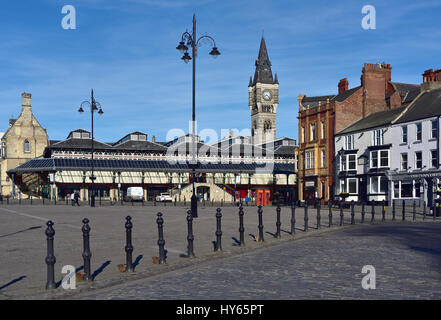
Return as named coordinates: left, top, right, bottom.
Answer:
left=125, top=187, right=144, bottom=201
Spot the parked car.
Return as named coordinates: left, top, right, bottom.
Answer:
left=124, top=187, right=144, bottom=201
left=156, top=193, right=172, bottom=202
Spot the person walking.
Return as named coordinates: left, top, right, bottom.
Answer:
left=74, top=191, right=80, bottom=206
left=71, top=192, right=75, bottom=206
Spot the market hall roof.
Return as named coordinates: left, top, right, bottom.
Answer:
left=7, top=158, right=295, bottom=175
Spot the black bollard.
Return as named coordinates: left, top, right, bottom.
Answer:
left=66, top=197, right=68, bottom=206
left=257, top=206, right=264, bottom=242
left=42, top=197, right=44, bottom=205
left=82, top=218, right=92, bottom=281
left=125, top=216, right=134, bottom=272
left=215, top=208, right=222, bottom=251
left=276, top=205, right=282, bottom=238
left=350, top=201, right=355, bottom=225
left=361, top=202, right=365, bottom=223
left=328, top=202, right=332, bottom=227
left=435, top=205, right=438, bottom=221
left=291, top=202, right=296, bottom=234
left=382, top=200, right=386, bottom=222
left=174, top=197, right=176, bottom=207
left=392, top=200, right=396, bottom=221
left=239, top=204, right=245, bottom=245
left=154, top=199, right=156, bottom=206
left=402, top=200, right=406, bottom=221
left=157, top=212, right=166, bottom=264
left=316, top=201, right=321, bottom=229
left=304, top=204, right=309, bottom=232
left=45, top=221, right=56, bottom=290
left=413, top=200, right=416, bottom=221
left=423, top=201, right=426, bottom=220
left=339, top=202, right=344, bottom=226
left=371, top=201, right=375, bottom=223
left=186, top=210, right=195, bottom=257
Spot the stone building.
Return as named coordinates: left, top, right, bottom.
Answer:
left=297, top=62, right=420, bottom=203
left=0, top=93, right=48, bottom=197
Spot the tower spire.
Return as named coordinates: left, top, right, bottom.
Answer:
left=253, top=35, right=273, bottom=85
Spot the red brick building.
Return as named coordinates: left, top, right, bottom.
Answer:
left=297, top=62, right=420, bottom=203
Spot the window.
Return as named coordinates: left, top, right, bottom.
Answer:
left=321, top=121, right=326, bottom=139
left=345, top=135, right=354, bottom=150
left=301, top=127, right=305, bottom=143
left=24, top=140, right=30, bottom=153
left=416, top=123, right=422, bottom=141
left=370, top=177, right=378, bottom=193
left=430, top=150, right=438, bottom=168
left=401, top=153, right=408, bottom=170
left=415, top=151, right=422, bottom=169
left=432, top=120, right=438, bottom=139
left=370, top=176, right=388, bottom=194
left=321, top=150, right=326, bottom=168
left=380, top=150, right=389, bottom=167
left=348, top=154, right=356, bottom=170
left=371, top=151, right=378, bottom=168
left=341, top=154, right=347, bottom=171
left=401, top=126, right=407, bottom=144
left=373, top=129, right=384, bottom=146
left=306, top=151, right=315, bottom=169
left=370, top=150, right=389, bottom=168
left=347, top=178, right=357, bottom=194
left=401, top=181, right=413, bottom=198
left=380, top=176, right=388, bottom=193
left=310, top=124, right=316, bottom=141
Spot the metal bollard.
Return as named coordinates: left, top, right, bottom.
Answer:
left=316, top=201, right=321, bottom=229
left=392, top=200, right=396, bottom=221
left=239, top=204, right=245, bottom=246
left=402, top=200, right=406, bottom=221
left=434, top=205, right=437, bottom=221
left=82, top=218, right=92, bottom=281
left=125, top=216, right=134, bottom=272
left=339, top=202, right=344, bottom=226
left=154, top=199, right=157, bottom=206
left=291, top=202, right=296, bottom=234
left=174, top=197, right=176, bottom=207
left=45, top=221, right=56, bottom=290
left=382, top=200, right=386, bottom=222
left=371, top=201, right=375, bottom=223
left=66, top=197, right=68, bottom=206
left=215, top=208, right=222, bottom=251
left=186, top=210, right=195, bottom=257
left=304, top=204, right=309, bottom=232
left=361, top=202, right=365, bottom=223
left=423, top=201, right=426, bottom=220
left=42, top=197, right=44, bottom=205
left=350, top=201, right=355, bottom=225
left=257, top=206, right=264, bottom=241
left=157, top=212, right=166, bottom=264
left=276, top=205, right=282, bottom=237
left=328, top=202, right=332, bottom=227
left=413, top=200, right=416, bottom=221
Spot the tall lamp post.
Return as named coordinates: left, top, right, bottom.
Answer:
left=176, top=14, right=220, bottom=218
left=78, top=89, right=104, bottom=207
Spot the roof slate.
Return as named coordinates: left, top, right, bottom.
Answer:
left=394, top=88, right=441, bottom=124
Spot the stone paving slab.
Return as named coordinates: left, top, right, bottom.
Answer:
left=0, top=202, right=438, bottom=299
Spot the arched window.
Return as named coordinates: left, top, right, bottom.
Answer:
left=24, top=140, right=30, bottom=153
left=264, top=120, right=272, bottom=131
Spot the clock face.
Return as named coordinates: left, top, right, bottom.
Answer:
left=262, top=90, right=272, bottom=101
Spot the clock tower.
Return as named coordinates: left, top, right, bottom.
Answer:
left=249, top=35, right=279, bottom=145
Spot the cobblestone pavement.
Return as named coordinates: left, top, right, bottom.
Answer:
left=0, top=201, right=438, bottom=299
left=75, top=221, right=441, bottom=300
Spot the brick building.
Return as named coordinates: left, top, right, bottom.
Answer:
left=297, top=62, right=420, bottom=203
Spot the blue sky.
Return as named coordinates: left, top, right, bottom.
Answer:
left=1, top=0, right=441, bottom=143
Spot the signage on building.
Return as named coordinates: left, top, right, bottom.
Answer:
left=305, top=181, right=315, bottom=187
left=236, top=174, right=241, bottom=184
left=49, top=173, right=54, bottom=183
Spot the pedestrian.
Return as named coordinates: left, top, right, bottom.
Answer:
left=245, top=195, right=250, bottom=206
left=71, top=192, right=75, bottom=206
left=74, top=191, right=80, bottom=206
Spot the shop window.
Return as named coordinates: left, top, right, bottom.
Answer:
left=400, top=181, right=413, bottom=198
left=348, top=178, right=357, bottom=194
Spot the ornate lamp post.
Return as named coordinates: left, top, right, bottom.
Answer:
left=78, top=89, right=103, bottom=207
left=176, top=14, right=220, bottom=217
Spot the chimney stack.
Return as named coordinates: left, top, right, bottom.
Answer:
left=152, top=135, right=156, bottom=143
left=421, top=69, right=441, bottom=92
left=338, top=78, right=349, bottom=94
left=22, top=92, right=32, bottom=110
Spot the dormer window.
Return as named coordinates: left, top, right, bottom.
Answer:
left=73, top=132, right=81, bottom=138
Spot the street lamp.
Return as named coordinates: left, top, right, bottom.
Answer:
left=177, top=14, right=220, bottom=218
left=78, top=89, right=104, bottom=207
